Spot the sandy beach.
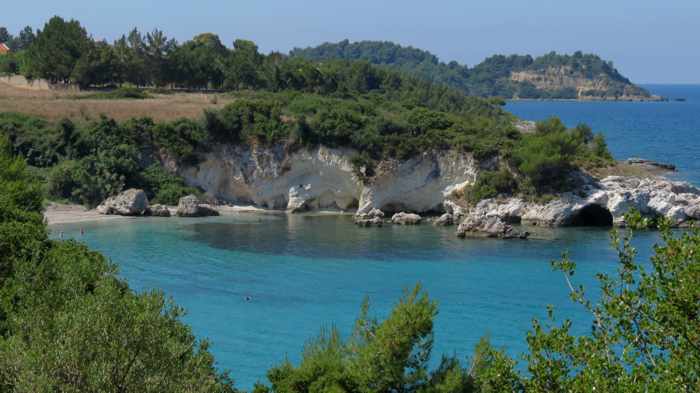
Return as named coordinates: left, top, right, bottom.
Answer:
left=43, top=203, right=128, bottom=225
left=43, top=202, right=299, bottom=226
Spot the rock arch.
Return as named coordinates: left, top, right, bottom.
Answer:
left=569, top=204, right=613, bottom=227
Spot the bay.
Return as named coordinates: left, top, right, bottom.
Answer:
left=51, top=84, right=700, bottom=389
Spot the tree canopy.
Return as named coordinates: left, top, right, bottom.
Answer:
left=0, top=136, right=236, bottom=392
left=291, top=40, right=653, bottom=99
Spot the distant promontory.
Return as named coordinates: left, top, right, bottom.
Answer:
left=291, top=40, right=661, bottom=101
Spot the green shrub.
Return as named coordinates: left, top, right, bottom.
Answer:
left=0, top=139, right=235, bottom=392
left=139, top=164, right=200, bottom=205
left=466, top=169, right=518, bottom=204
left=153, top=119, right=207, bottom=164
left=47, top=159, right=83, bottom=200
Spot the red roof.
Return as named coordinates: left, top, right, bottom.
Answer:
left=0, top=43, right=10, bottom=54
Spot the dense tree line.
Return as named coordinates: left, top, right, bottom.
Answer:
left=291, top=40, right=653, bottom=99
left=1, top=18, right=648, bottom=100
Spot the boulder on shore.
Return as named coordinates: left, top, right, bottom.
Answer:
left=96, top=189, right=149, bottom=216
left=391, top=212, right=422, bottom=225
left=354, top=208, right=385, bottom=227
left=150, top=204, right=171, bottom=217
left=457, top=215, right=528, bottom=240
left=176, top=195, right=219, bottom=217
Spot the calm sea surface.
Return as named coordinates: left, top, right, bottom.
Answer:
left=51, top=85, right=700, bottom=389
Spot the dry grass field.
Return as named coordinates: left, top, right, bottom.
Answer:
left=0, top=81, right=234, bottom=122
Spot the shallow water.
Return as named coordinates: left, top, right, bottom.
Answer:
left=51, top=84, right=700, bottom=389
left=52, top=215, right=661, bottom=388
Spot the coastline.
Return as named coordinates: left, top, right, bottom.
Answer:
left=44, top=203, right=127, bottom=225
left=507, top=96, right=665, bottom=103
left=43, top=202, right=354, bottom=226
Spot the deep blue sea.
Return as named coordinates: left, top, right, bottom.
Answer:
left=51, top=84, right=700, bottom=390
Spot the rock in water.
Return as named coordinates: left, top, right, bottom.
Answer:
left=457, top=215, right=528, bottom=239
left=434, top=213, right=454, bottom=226
left=150, top=204, right=171, bottom=217
left=391, top=212, right=422, bottom=225
left=96, top=189, right=149, bottom=216
left=176, top=195, right=219, bottom=217
left=355, top=217, right=384, bottom=227
left=354, top=208, right=385, bottom=227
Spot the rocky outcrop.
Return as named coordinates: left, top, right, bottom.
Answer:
left=460, top=176, right=700, bottom=229
left=176, top=195, right=219, bottom=217
left=150, top=204, right=171, bottom=217
left=391, top=212, right=422, bottom=225
left=433, top=213, right=454, bottom=226
left=443, top=200, right=467, bottom=222
left=457, top=215, right=528, bottom=239
left=165, top=144, right=698, bottom=229
left=510, top=67, right=661, bottom=101
left=354, top=208, right=386, bottom=227
left=171, top=145, right=484, bottom=215
left=626, top=158, right=676, bottom=171
left=96, top=189, right=149, bottom=216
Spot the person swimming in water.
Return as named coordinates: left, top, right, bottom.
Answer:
left=245, top=295, right=252, bottom=302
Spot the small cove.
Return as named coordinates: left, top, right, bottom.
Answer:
left=50, top=84, right=700, bottom=389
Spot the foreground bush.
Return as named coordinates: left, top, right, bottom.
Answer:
left=0, top=137, right=236, bottom=392
left=256, top=215, right=700, bottom=392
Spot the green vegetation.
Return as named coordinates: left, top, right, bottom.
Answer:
left=0, top=137, right=235, bottom=392
left=466, top=169, right=518, bottom=204
left=0, top=113, right=198, bottom=206
left=73, top=86, right=152, bottom=100
left=291, top=40, right=653, bottom=99
left=512, top=119, right=613, bottom=194
left=0, top=91, right=611, bottom=206
left=2, top=19, right=649, bottom=101
left=0, top=17, right=614, bottom=206
left=1, top=92, right=611, bottom=206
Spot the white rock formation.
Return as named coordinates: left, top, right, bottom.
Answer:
left=172, top=145, right=482, bottom=214
left=150, top=204, right=171, bottom=217
left=463, top=176, right=700, bottom=228
left=96, top=189, right=149, bottom=216
left=164, top=144, right=699, bottom=228
left=176, top=195, right=219, bottom=217
left=391, top=212, right=422, bottom=225
left=457, top=215, right=528, bottom=239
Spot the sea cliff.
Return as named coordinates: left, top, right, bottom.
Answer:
left=162, top=144, right=700, bottom=229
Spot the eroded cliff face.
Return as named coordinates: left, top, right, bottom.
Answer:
left=461, top=176, right=700, bottom=229
left=164, top=145, right=699, bottom=228
left=167, top=145, right=485, bottom=214
left=510, top=66, right=659, bottom=101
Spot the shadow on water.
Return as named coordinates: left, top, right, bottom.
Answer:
left=184, top=214, right=627, bottom=262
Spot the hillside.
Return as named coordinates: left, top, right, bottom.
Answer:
left=290, top=40, right=660, bottom=100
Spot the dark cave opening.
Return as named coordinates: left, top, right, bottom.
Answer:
left=569, top=204, right=613, bottom=227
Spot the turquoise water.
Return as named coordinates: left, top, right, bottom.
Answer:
left=50, top=85, right=699, bottom=389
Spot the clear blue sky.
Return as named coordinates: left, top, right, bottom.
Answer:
left=4, top=0, right=699, bottom=83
